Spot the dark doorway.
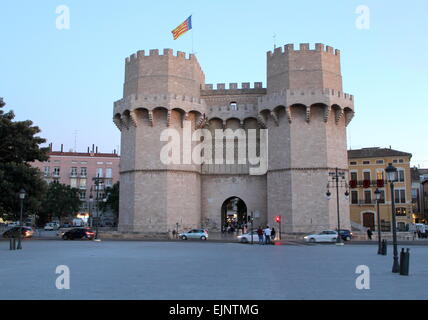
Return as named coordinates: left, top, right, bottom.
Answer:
left=221, top=197, right=247, bottom=233
left=362, top=212, right=375, bottom=230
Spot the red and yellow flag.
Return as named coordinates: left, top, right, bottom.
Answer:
left=171, top=16, right=192, bottom=40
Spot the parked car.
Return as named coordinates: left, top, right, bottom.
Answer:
left=62, top=228, right=95, bottom=240
left=338, top=229, right=353, bottom=241
left=44, top=222, right=60, bottom=231
left=237, top=231, right=265, bottom=243
left=61, top=223, right=72, bottom=228
left=304, top=230, right=338, bottom=243
left=7, top=221, right=20, bottom=227
left=179, top=229, right=208, bottom=240
left=3, top=226, right=34, bottom=238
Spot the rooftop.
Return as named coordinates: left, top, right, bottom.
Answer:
left=348, top=147, right=412, bottom=159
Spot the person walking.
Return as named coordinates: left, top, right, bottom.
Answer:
left=264, top=226, right=272, bottom=245
left=257, top=227, right=264, bottom=245
left=271, top=228, right=276, bottom=242
left=367, top=228, right=373, bottom=240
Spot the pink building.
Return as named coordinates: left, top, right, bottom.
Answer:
left=31, top=144, right=120, bottom=214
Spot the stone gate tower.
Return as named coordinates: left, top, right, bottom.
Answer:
left=113, top=43, right=355, bottom=235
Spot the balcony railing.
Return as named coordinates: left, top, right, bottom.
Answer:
left=351, top=199, right=385, bottom=205
left=350, top=180, right=385, bottom=189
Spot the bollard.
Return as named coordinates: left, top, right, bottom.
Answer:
left=400, top=248, right=410, bottom=276
left=9, top=238, right=14, bottom=250
left=382, top=239, right=387, bottom=255
left=12, top=238, right=16, bottom=250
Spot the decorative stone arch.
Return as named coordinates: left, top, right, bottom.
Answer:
left=343, top=107, right=354, bottom=126
left=310, top=103, right=328, bottom=123
left=133, top=107, right=150, bottom=126
left=220, top=196, right=248, bottom=233
left=331, top=104, right=344, bottom=124
left=113, top=113, right=123, bottom=130
left=288, top=103, right=307, bottom=123
left=151, top=106, right=169, bottom=126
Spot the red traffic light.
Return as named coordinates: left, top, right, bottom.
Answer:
left=275, top=215, right=281, bottom=223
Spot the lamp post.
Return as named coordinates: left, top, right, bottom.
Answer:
left=386, top=163, right=400, bottom=273
left=17, top=188, right=26, bottom=250
left=89, top=191, right=93, bottom=227
left=326, top=168, right=349, bottom=245
left=374, top=188, right=382, bottom=254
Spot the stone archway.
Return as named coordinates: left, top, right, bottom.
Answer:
left=221, top=197, right=247, bottom=233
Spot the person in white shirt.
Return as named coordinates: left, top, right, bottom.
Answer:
left=264, top=226, right=272, bottom=245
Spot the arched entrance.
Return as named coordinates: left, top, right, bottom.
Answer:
left=221, top=197, right=247, bottom=233
left=362, top=212, right=375, bottom=230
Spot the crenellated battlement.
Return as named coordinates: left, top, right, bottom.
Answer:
left=267, top=43, right=340, bottom=58
left=125, top=48, right=197, bottom=64
left=202, top=82, right=264, bottom=91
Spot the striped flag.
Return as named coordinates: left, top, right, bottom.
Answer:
left=171, top=15, right=192, bottom=40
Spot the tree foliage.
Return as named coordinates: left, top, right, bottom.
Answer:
left=0, top=99, right=49, bottom=220
left=100, top=182, right=119, bottom=218
left=40, top=183, right=81, bottom=221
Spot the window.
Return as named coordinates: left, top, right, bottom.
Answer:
left=81, top=161, right=87, bottom=164
left=394, top=189, right=406, bottom=204
left=106, top=162, right=113, bottom=165
left=398, top=169, right=405, bottom=182
left=70, top=178, right=77, bottom=188
left=350, top=161, right=357, bottom=165
left=363, top=171, right=371, bottom=181
left=106, top=168, right=112, bottom=178
left=96, top=168, right=103, bottom=177
left=53, top=167, right=60, bottom=177
left=364, top=190, right=372, bottom=204
left=376, top=160, right=384, bottom=164
left=44, top=167, right=50, bottom=177
left=230, top=102, right=238, bottom=111
left=97, top=162, right=104, bottom=165
left=395, top=207, right=407, bottom=216
left=350, top=172, right=357, bottom=181
left=393, top=159, right=398, bottom=163
left=80, top=167, right=87, bottom=177
left=351, top=191, right=358, bottom=204
left=106, top=179, right=112, bottom=187
left=71, top=167, right=78, bottom=177
left=79, top=191, right=86, bottom=200
left=363, top=160, right=370, bottom=165
left=376, top=170, right=384, bottom=180
left=379, top=190, right=385, bottom=203
left=80, top=178, right=87, bottom=189
left=399, top=159, right=404, bottom=163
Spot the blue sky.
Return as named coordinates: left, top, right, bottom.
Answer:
left=1, top=0, right=427, bottom=166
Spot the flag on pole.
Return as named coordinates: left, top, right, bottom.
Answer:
left=171, top=15, right=192, bottom=40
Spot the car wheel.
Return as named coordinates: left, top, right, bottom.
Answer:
left=331, top=237, right=337, bottom=242
left=181, top=235, right=187, bottom=240
left=241, top=238, right=248, bottom=243
left=62, top=235, right=68, bottom=240
left=309, top=238, right=316, bottom=243
left=346, top=236, right=351, bottom=241
left=200, top=236, right=207, bottom=240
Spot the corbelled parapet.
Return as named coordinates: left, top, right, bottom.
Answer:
left=267, top=43, right=343, bottom=94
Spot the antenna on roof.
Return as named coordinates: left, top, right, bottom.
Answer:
left=273, top=33, right=277, bottom=49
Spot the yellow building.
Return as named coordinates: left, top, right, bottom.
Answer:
left=348, top=148, right=413, bottom=232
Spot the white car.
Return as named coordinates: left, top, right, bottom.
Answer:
left=178, top=229, right=208, bottom=240
left=304, top=230, right=338, bottom=243
left=237, top=231, right=265, bottom=243
left=44, top=222, right=60, bottom=231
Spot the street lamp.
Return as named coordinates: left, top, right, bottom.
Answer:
left=374, top=188, right=382, bottom=254
left=89, top=191, right=94, bottom=227
left=17, top=188, right=26, bottom=250
left=326, top=168, right=349, bottom=245
left=385, top=163, right=399, bottom=273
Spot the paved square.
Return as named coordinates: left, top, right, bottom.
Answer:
left=1, top=240, right=427, bottom=299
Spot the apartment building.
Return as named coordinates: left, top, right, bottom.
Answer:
left=348, top=147, right=413, bottom=232
left=31, top=144, right=120, bottom=214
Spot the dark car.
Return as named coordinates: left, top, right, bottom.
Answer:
left=3, top=226, right=34, bottom=238
left=338, top=229, right=352, bottom=241
left=62, top=228, right=95, bottom=240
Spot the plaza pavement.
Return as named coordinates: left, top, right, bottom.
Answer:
left=1, top=240, right=428, bottom=300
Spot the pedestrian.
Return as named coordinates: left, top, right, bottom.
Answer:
left=367, top=228, right=373, bottom=240
left=271, top=228, right=276, bottom=241
left=257, top=226, right=264, bottom=245
left=264, top=226, right=272, bottom=245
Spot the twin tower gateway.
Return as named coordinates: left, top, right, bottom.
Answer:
left=113, top=43, right=355, bottom=235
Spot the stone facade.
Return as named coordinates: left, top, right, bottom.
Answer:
left=113, top=43, right=355, bottom=235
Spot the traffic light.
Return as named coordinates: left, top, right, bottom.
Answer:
left=275, top=215, right=281, bottom=223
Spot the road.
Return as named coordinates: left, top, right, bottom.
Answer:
left=1, top=240, right=428, bottom=299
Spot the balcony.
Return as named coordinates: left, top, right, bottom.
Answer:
left=351, top=199, right=385, bottom=206
left=350, top=180, right=385, bottom=189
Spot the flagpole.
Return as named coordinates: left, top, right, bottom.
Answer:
left=191, top=14, right=194, bottom=54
